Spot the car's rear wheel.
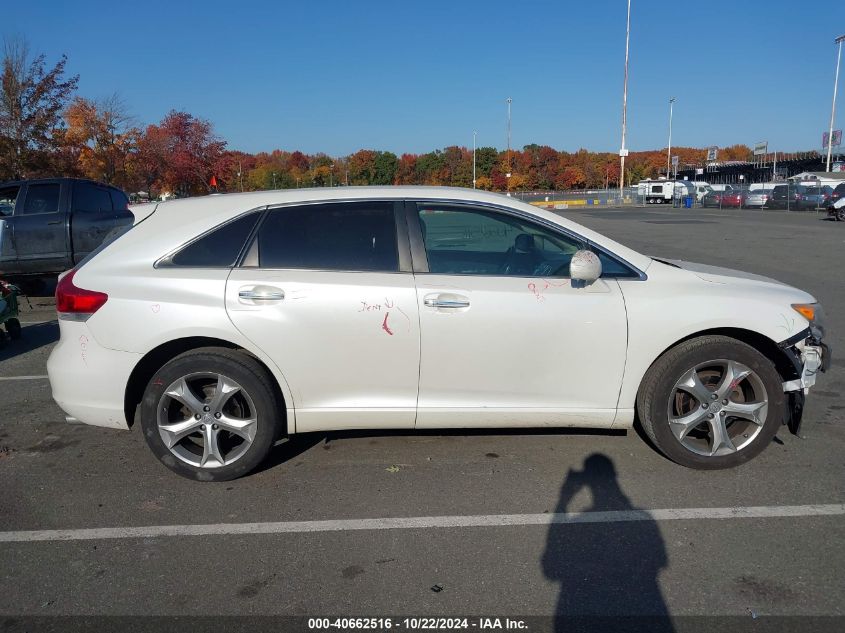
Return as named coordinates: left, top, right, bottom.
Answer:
left=140, top=347, right=283, bottom=481
left=637, top=335, right=784, bottom=469
left=837, top=207, right=845, bottom=222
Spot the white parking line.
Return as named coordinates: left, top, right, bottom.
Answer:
left=0, top=375, right=49, bottom=381
left=1, top=503, right=842, bottom=543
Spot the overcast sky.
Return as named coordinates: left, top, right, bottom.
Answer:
left=8, top=0, right=845, bottom=155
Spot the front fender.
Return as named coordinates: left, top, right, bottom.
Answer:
left=616, top=265, right=812, bottom=411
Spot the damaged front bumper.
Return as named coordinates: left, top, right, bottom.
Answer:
left=778, top=327, right=831, bottom=434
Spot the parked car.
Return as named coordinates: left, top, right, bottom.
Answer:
left=47, top=187, right=829, bottom=480
left=700, top=191, right=720, bottom=208
left=702, top=191, right=743, bottom=208
left=701, top=191, right=742, bottom=208
left=829, top=182, right=845, bottom=206
left=767, top=185, right=800, bottom=210
left=829, top=196, right=845, bottom=221
left=743, top=190, right=770, bottom=209
left=0, top=178, right=132, bottom=282
left=797, top=185, right=832, bottom=210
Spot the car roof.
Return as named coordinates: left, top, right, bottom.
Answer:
left=0, top=177, right=123, bottom=190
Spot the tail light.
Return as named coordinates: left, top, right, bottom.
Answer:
left=56, top=269, right=108, bottom=321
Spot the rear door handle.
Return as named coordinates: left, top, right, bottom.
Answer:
left=239, top=288, right=285, bottom=301
left=423, top=294, right=470, bottom=309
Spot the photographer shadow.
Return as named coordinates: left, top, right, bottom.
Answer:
left=541, top=453, right=673, bottom=632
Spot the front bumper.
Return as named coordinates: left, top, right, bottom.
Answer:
left=779, top=328, right=830, bottom=394
left=778, top=327, right=830, bottom=434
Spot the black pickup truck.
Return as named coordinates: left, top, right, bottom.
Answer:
left=0, top=178, right=133, bottom=281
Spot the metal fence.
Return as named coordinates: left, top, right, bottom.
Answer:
left=516, top=180, right=837, bottom=212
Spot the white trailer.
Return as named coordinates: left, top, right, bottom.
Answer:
left=637, top=179, right=692, bottom=204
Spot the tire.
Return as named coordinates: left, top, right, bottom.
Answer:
left=140, top=347, right=283, bottom=481
left=637, top=335, right=784, bottom=469
left=5, top=318, right=21, bottom=340
left=837, top=208, right=845, bottom=222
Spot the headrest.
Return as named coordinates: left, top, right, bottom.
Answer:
left=514, top=233, right=535, bottom=253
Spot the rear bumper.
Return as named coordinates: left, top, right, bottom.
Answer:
left=46, top=319, right=141, bottom=429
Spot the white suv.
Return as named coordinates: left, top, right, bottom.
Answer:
left=47, top=187, right=829, bottom=480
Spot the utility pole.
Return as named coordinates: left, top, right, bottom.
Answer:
left=238, top=161, right=243, bottom=192
left=667, top=97, right=675, bottom=177
left=506, top=97, right=512, bottom=194
left=619, top=0, right=632, bottom=203
left=472, top=130, right=477, bottom=188
left=826, top=34, right=845, bottom=171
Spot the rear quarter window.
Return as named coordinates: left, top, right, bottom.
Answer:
left=110, top=189, right=129, bottom=210
left=167, top=212, right=261, bottom=267
left=73, top=182, right=113, bottom=212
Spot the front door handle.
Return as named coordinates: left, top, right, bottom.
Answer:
left=423, top=294, right=470, bottom=309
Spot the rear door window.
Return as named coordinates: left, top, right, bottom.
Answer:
left=21, top=183, right=60, bottom=215
left=168, top=212, right=261, bottom=267
left=256, top=202, right=398, bottom=272
left=73, top=182, right=113, bottom=213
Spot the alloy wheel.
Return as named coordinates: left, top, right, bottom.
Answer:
left=157, top=372, right=258, bottom=468
left=666, top=359, right=768, bottom=457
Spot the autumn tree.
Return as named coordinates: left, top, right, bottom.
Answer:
left=0, top=37, right=78, bottom=180
left=721, top=144, right=752, bottom=161
left=63, top=94, right=137, bottom=188
left=137, top=110, right=225, bottom=196
left=395, top=153, right=417, bottom=184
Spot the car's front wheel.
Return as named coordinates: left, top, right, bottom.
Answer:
left=637, top=335, right=784, bottom=469
left=140, top=347, right=283, bottom=481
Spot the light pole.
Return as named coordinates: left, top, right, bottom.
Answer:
left=272, top=172, right=277, bottom=189
left=826, top=34, right=845, bottom=172
left=619, top=0, right=632, bottom=203
left=505, top=98, right=513, bottom=193
left=667, top=97, right=675, bottom=177
left=472, top=130, right=477, bottom=188
left=330, top=163, right=334, bottom=187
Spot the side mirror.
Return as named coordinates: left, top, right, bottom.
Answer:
left=570, top=250, right=602, bottom=285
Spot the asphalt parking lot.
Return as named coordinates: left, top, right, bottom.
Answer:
left=1, top=206, right=843, bottom=627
